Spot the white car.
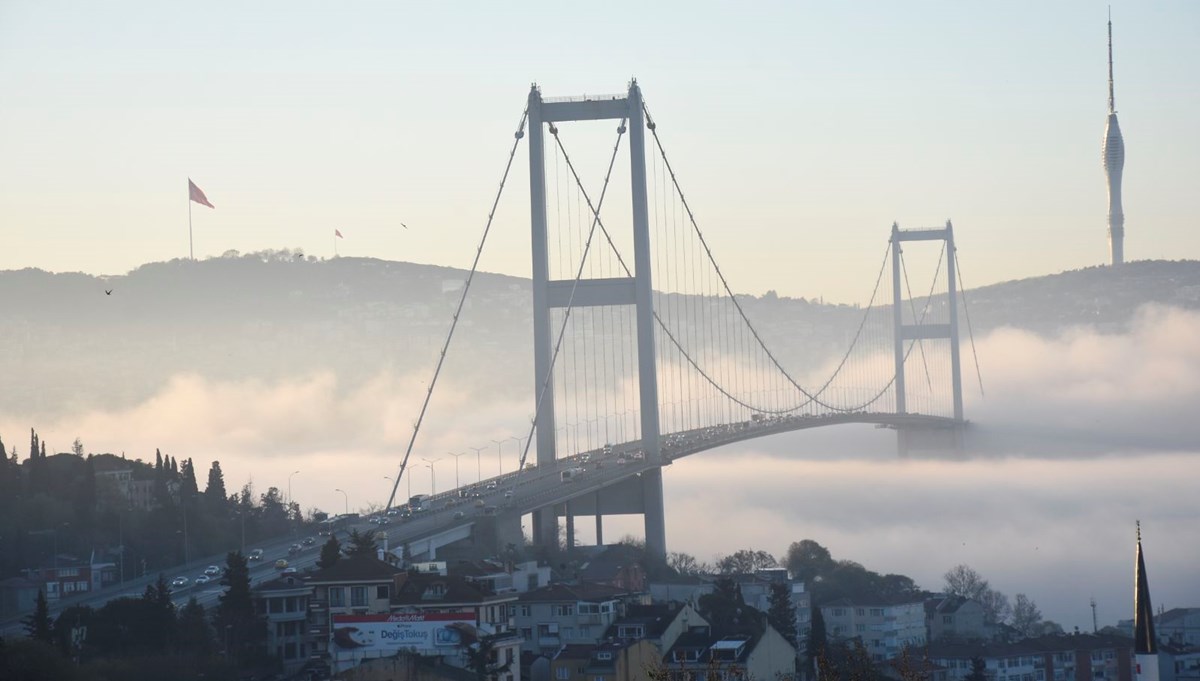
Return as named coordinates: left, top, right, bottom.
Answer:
left=194, top=574, right=213, bottom=585
left=171, top=576, right=189, bottom=587
left=203, top=565, right=220, bottom=576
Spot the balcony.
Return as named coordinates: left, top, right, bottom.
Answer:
left=538, top=636, right=561, bottom=648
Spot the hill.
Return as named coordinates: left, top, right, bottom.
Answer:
left=2, top=251, right=1197, bottom=421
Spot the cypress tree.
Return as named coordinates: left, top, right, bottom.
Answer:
left=215, top=551, right=266, bottom=663
left=318, top=535, right=342, bottom=569
left=204, top=460, right=228, bottom=515
left=23, top=589, right=54, bottom=643
left=180, top=458, right=199, bottom=500
left=767, top=581, right=798, bottom=649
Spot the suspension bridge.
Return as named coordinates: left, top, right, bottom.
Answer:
left=382, top=81, right=983, bottom=562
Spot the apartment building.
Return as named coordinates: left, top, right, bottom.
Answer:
left=514, top=582, right=643, bottom=654
left=925, top=633, right=1134, bottom=681
left=252, top=575, right=314, bottom=675
left=820, top=596, right=927, bottom=661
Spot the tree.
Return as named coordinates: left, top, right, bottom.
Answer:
left=1011, top=593, right=1043, bottom=637
left=177, top=597, right=214, bottom=657
left=715, top=548, right=778, bottom=574
left=461, top=630, right=513, bottom=681
left=965, top=656, right=988, bottom=681
left=667, top=551, right=706, bottom=576
left=23, top=589, right=54, bottom=643
left=698, top=577, right=758, bottom=631
left=767, top=581, right=798, bottom=649
left=179, top=458, right=199, bottom=500
left=784, top=540, right=835, bottom=585
left=318, top=535, right=342, bottom=569
left=214, top=551, right=266, bottom=663
left=53, top=605, right=94, bottom=657
left=71, top=438, right=84, bottom=457
left=806, top=606, right=827, bottom=673
left=978, top=588, right=1012, bottom=626
left=346, top=529, right=378, bottom=557
left=944, top=564, right=989, bottom=601
left=204, top=460, right=228, bottom=515
left=141, top=574, right=177, bottom=652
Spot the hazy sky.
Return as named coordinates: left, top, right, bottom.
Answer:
left=3, top=1, right=1199, bottom=301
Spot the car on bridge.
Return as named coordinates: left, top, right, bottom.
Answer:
left=171, top=576, right=189, bottom=588
left=274, top=559, right=289, bottom=570
left=195, top=574, right=213, bottom=585
left=249, top=548, right=264, bottom=560
left=203, top=565, right=221, bottom=576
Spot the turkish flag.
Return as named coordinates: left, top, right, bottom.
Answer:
left=188, top=179, right=214, bottom=208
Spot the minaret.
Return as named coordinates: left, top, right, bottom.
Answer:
left=1103, top=8, right=1126, bottom=265
left=1134, top=522, right=1159, bottom=681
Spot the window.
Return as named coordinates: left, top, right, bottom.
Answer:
left=579, top=603, right=600, bottom=614
left=521, top=628, right=533, bottom=640
left=870, top=608, right=884, bottom=616
left=943, top=615, right=954, bottom=624
left=856, top=624, right=866, bottom=633
left=351, top=586, right=367, bottom=607
left=553, top=604, right=575, bottom=616
left=562, top=626, right=575, bottom=639
left=833, top=608, right=845, bottom=617
left=377, top=585, right=389, bottom=599
left=329, top=587, right=345, bottom=607
left=556, top=668, right=569, bottom=680
left=618, top=625, right=645, bottom=638
left=857, top=608, right=865, bottom=616
left=521, top=605, right=532, bottom=617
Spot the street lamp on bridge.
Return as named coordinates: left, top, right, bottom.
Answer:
left=469, top=446, right=485, bottom=483
left=420, top=457, right=440, bottom=495
left=448, top=452, right=466, bottom=490
left=491, top=439, right=504, bottom=477
left=333, top=488, right=348, bottom=516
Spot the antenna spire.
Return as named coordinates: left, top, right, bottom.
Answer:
left=1107, top=7, right=1116, bottom=114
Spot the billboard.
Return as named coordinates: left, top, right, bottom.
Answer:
left=330, top=612, right=476, bottom=655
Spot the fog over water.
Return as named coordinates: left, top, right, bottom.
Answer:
left=4, top=304, right=1198, bottom=632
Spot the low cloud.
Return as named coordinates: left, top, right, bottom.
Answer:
left=4, top=304, right=1197, bottom=632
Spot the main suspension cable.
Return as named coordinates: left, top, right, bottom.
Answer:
left=954, top=247, right=986, bottom=397
left=385, top=108, right=529, bottom=512
left=643, top=103, right=897, bottom=412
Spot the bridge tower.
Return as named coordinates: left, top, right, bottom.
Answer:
left=527, top=81, right=666, bottom=558
left=890, top=221, right=964, bottom=422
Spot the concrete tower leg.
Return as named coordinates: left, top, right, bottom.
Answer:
left=527, top=85, right=559, bottom=551
left=641, top=468, right=667, bottom=559
left=565, top=503, right=576, bottom=550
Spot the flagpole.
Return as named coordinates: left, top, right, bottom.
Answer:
left=188, top=181, right=194, bottom=261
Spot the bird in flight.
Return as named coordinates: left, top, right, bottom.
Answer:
left=401, top=222, right=408, bottom=229
left=105, top=289, right=112, bottom=296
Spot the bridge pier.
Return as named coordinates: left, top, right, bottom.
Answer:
left=594, top=491, right=604, bottom=545
left=565, top=502, right=576, bottom=550
left=641, top=469, right=666, bottom=559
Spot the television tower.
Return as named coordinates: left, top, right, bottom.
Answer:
left=1102, top=8, right=1126, bottom=265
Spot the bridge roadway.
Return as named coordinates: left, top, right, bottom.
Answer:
left=0, top=412, right=955, bottom=639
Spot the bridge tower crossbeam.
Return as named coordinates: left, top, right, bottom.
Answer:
left=527, top=81, right=666, bottom=558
